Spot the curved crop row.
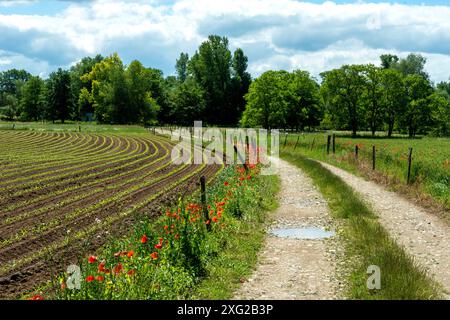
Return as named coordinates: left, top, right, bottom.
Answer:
left=0, top=129, right=222, bottom=299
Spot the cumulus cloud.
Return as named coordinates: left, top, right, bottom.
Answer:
left=0, top=0, right=449, bottom=83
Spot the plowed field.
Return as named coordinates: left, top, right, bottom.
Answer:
left=0, top=130, right=221, bottom=298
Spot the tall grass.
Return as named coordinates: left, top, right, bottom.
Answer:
left=282, top=132, right=450, bottom=214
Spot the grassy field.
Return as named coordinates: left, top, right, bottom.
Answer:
left=282, top=132, right=450, bottom=217
left=0, top=120, right=147, bottom=134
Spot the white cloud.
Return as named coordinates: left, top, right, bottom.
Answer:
left=0, top=0, right=449, bottom=82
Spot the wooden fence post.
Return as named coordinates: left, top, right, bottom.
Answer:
left=407, top=147, right=413, bottom=184
left=294, top=136, right=300, bottom=150
left=327, top=135, right=331, bottom=154
left=372, top=145, right=376, bottom=170
left=234, top=145, right=248, bottom=172
left=284, top=133, right=287, bottom=148
left=200, top=176, right=211, bottom=231
left=355, top=145, right=359, bottom=160
left=12, top=124, right=15, bottom=130
left=79, top=125, right=81, bottom=132
left=332, top=134, right=336, bottom=154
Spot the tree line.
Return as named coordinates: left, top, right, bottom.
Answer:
left=242, top=53, right=449, bottom=137
left=0, top=35, right=250, bottom=127
left=0, top=35, right=449, bottom=137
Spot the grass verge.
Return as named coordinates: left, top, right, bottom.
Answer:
left=281, top=149, right=444, bottom=300
left=192, top=174, right=279, bottom=299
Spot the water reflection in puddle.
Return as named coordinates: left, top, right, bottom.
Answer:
left=270, top=227, right=334, bottom=240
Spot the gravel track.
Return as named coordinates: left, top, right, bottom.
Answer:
left=234, top=157, right=342, bottom=300
left=319, top=161, right=450, bottom=299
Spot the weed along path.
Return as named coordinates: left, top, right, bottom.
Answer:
left=320, top=162, right=450, bottom=298
left=234, top=157, right=342, bottom=300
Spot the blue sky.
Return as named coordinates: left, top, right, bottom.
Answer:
left=1, top=0, right=450, bottom=83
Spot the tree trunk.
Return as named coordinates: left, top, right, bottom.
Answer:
left=351, top=117, right=357, bottom=137
left=388, top=115, right=394, bottom=138
left=388, top=124, right=393, bottom=138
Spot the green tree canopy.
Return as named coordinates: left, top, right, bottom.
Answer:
left=380, top=68, right=406, bottom=137
left=175, top=52, right=189, bottom=82
left=428, top=91, right=450, bottom=137
left=241, top=70, right=289, bottom=129
left=320, top=65, right=367, bottom=136
left=70, top=55, right=104, bottom=120
left=19, top=76, right=45, bottom=121
left=241, top=70, right=321, bottom=130
left=0, top=69, right=31, bottom=95
left=189, top=35, right=233, bottom=124
left=361, top=64, right=384, bottom=136
left=169, top=78, right=205, bottom=126
left=46, top=68, right=72, bottom=123
left=81, top=53, right=159, bottom=124
left=401, top=74, right=434, bottom=137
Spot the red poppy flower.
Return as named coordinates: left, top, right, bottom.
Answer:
left=205, top=220, right=210, bottom=225
left=60, top=282, right=67, bottom=290
left=150, top=252, right=158, bottom=260
left=224, top=181, right=229, bottom=186
left=141, top=235, right=148, bottom=244
left=29, top=295, right=44, bottom=300
left=212, top=216, right=218, bottom=223
left=175, top=233, right=180, bottom=240
left=85, top=275, right=95, bottom=283
left=154, top=243, right=162, bottom=250
left=247, top=175, right=251, bottom=180
left=96, top=276, right=104, bottom=282
left=98, top=262, right=106, bottom=273
left=88, top=255, right=97, bottom=264
left=112, top=263, right=123, bottom=275
left=127, top=270, right=136, bottom=276
left=127, top=250, right=134, bottom=258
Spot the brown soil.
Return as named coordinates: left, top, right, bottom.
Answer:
left=0, top=131, right=221, bottom=299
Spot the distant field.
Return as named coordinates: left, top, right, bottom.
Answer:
left=282, top=133, right=450, bottom=213
left=0, top=129, right=221, bottom=298
left=0, top=121, right=147, bottom=134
